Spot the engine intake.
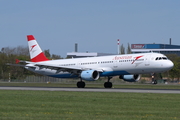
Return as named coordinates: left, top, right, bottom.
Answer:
left=80, top=70, right=99, bottom=81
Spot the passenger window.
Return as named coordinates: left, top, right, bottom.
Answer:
left=155, top=57, right=158, bottom=60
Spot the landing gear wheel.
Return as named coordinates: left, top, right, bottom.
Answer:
left=152, top=80, right=157, bottom=84
left=151, top=73, right=157, bottom=85
left=104, top=82, right=112, bottom=88
left=77, top=81, right=85, bottom=88
left=153, top=80, right=157, bottom=84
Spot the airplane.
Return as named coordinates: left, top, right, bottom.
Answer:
left=8, top=35, right=174, bottom=88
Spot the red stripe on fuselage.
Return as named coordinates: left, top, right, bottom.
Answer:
left=31, top=52, right=49, bottom=62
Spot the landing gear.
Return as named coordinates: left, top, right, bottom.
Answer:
left=104, top=82, right=112, bottom=88
left=104, top=76, right=113, bottom=88
left=77, top=78, right=85, bottom=88
left=152, top=79, right=157, bottom=84
left=151, top=73, right=157, bottom=84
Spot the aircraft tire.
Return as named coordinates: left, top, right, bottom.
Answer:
left=104, top=82, right=112, bottom=88
left=77, top=81, right=85, bottom=88
left=154, top=80, right=157, bottom=84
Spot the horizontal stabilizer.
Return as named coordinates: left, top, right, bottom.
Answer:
left=6, top=63, right=25, bottom=67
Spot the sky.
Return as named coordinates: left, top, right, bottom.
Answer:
left=1, top=0, right=180, bottom=57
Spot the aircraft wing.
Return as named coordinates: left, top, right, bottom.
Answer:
left=34, top=63, right=104, bottom=72
left=8, top=59, right=104, bottom=73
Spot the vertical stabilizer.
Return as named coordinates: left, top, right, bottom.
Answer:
left=27, top=35, right=49, bottom=62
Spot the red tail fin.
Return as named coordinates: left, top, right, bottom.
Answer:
left=27, top=35, right=49, bottom=62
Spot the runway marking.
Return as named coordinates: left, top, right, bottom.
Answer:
left=0, top=87, right=180, bottom=94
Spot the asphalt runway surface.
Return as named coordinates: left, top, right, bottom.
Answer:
left=0, top=87, right=180, bottom=93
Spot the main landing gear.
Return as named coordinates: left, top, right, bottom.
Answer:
left=77, top=78, right=85, bottom=88
left=104, top=76, right=113, bottom=88
left=76, top=77, right=113, bottom=88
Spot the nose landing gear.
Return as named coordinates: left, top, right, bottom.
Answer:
left=151, top=73, right=157, bottom=84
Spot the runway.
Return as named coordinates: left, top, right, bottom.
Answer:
left=0, top=87, right=180, bottom=93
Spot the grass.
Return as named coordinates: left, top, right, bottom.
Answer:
left=0, top=90, right=180, bottom=120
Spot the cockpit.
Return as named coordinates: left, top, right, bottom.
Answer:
left=155, top=57, right=168, bottom=60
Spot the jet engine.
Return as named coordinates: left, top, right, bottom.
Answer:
left=80, top=70, right=99, bottom=81
left=119, top=74, right=141, bottom=82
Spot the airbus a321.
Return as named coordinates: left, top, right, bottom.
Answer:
left=9, top=35, right=174, bottom=88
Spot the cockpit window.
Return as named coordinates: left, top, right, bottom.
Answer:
left=155, top=57, right=168, bottom=60
left=162, top=57, right=167, bottom=60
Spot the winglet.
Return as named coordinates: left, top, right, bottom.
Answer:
left=27, top=35, right=49, bottom=62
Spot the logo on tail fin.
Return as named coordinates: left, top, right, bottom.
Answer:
left=30, top=44, right=37, bottom=51
left=27, top=35, right=49, bottom=62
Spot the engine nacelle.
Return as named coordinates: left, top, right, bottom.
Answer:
left=80, top=70, right=99, bottom=81
left=119, top=74, right=141, bottom=82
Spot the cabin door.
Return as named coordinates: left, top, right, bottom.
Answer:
left=145, top=55, right=151, bottom=66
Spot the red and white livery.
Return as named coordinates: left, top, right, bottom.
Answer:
left=10, top=35, right=174, bottom=88
left=27, top=35, right=49, bottom=62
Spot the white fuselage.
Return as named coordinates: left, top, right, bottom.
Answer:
left=26, top=52, right=174, bottom=78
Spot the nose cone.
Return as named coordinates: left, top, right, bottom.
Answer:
left=166, top=60, right=174, bottom=70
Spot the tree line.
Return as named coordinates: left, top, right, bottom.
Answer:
left=119, top=43, right=131, bottom=54
left=0, top=46, right=179, bottom=82
left=0, top=46, right=61, bottom=80
left=166, top=54, right=180, bottom=81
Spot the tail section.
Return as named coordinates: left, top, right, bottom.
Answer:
left=27, top=35, right=49, bottom=62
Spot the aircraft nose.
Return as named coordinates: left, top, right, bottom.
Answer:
left=166, top=60, right=174, bottom=70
